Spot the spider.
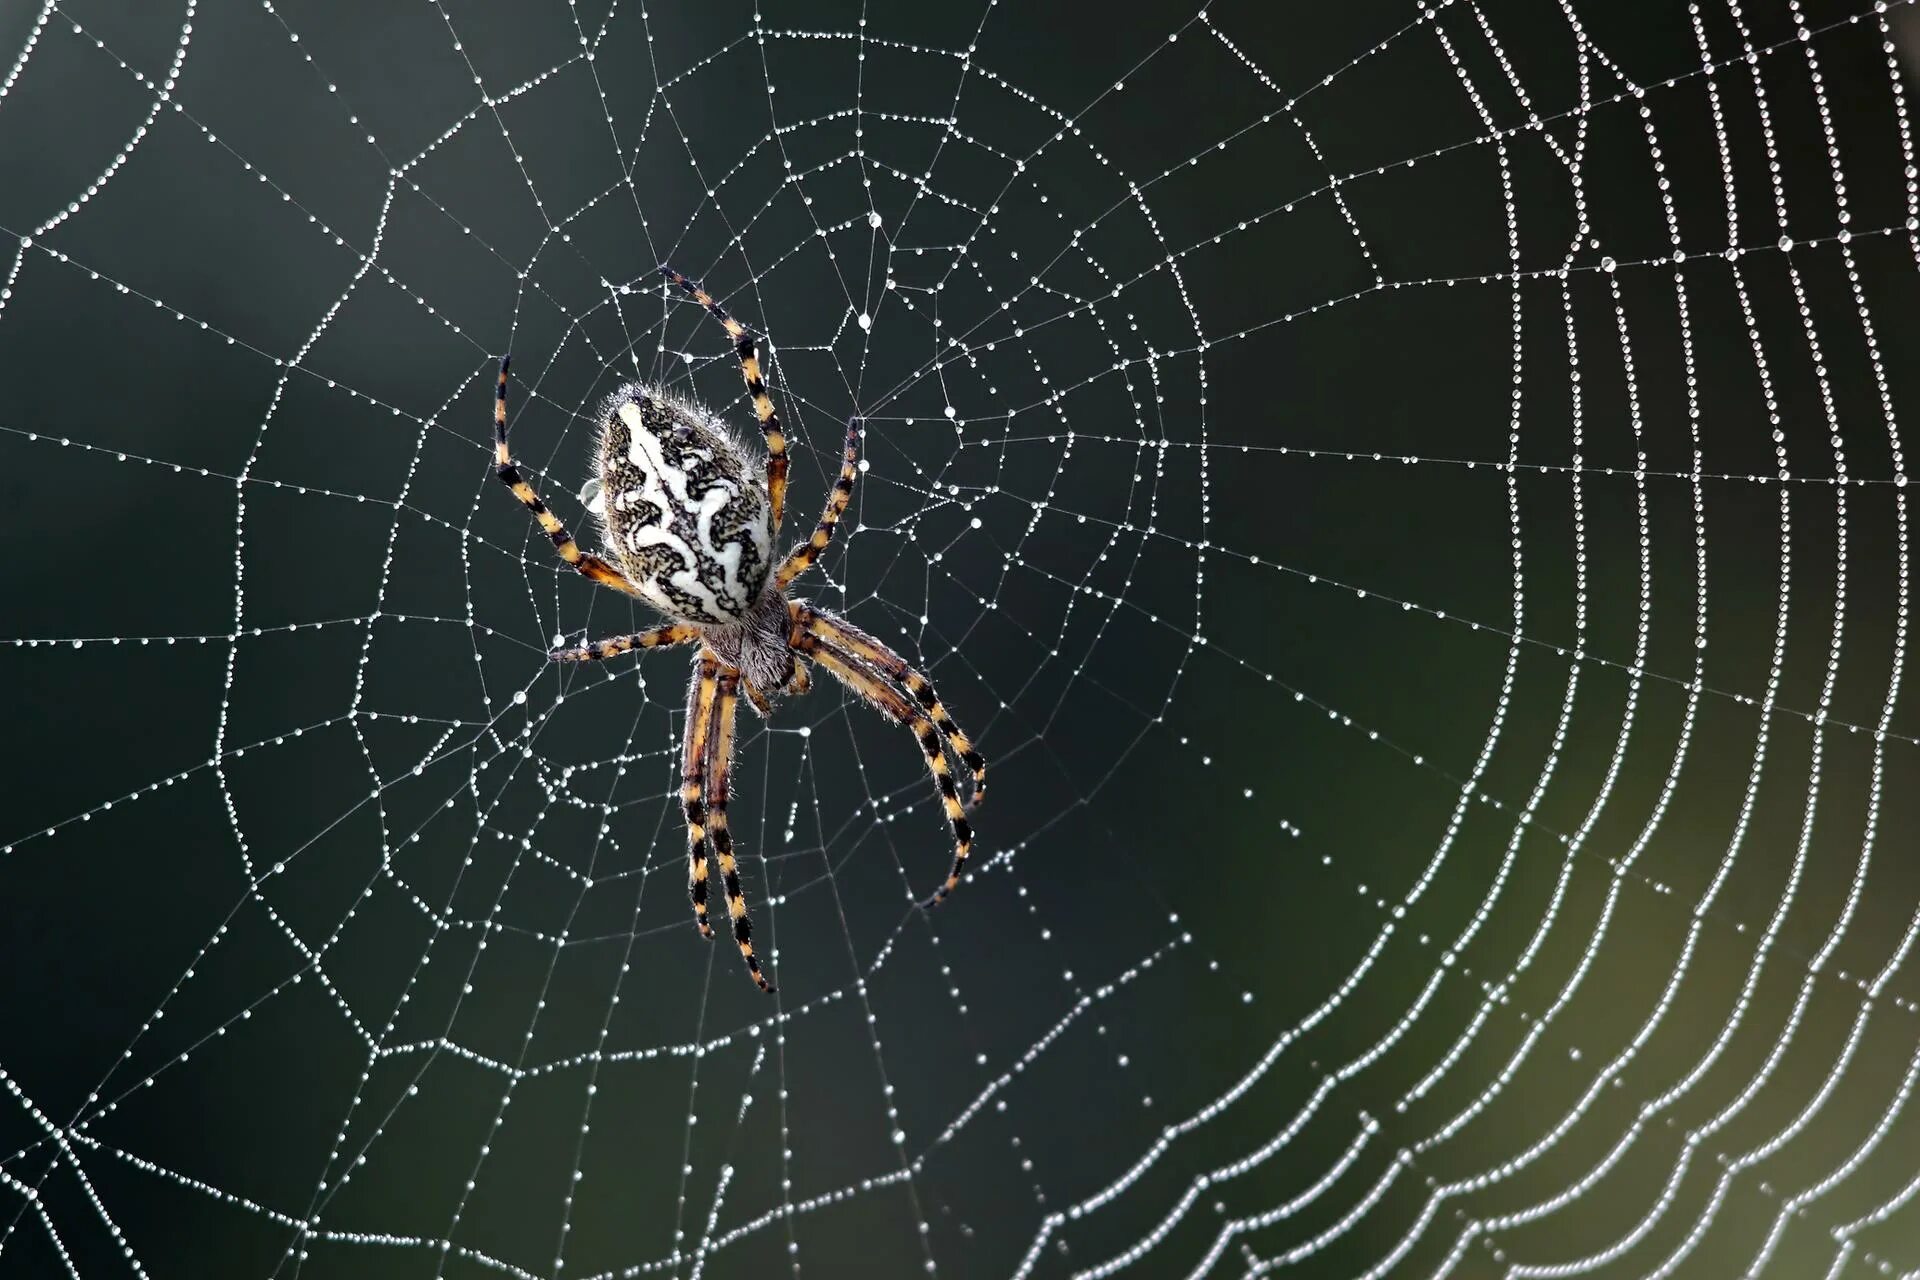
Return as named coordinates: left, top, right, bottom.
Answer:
left=491, top=265, right=986, bottom=992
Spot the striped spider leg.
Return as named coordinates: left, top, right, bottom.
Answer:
left=661, top=265, right=790, bottom=531
left=789, top=606, right=986, bottom=905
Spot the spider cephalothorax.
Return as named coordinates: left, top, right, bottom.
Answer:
left=491, top=266, right=986, bottom=992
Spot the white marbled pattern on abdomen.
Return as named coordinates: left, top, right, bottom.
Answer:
left=599, top=397, right=772, bottom=624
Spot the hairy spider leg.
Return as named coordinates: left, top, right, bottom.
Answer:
left=776, top=416, right=863, bottom=590
left=549, top=623, right=700, bottom=663
left=795, top=633, right=976, bottom=907
left=739, top=658, right=811, bottom=719
left=659, top=266, right=789, bottom=532
left=794, top=606, right=986, bottom=812
left=708, top=668, right=774, bottom=991
left=492, top=355, right=654, bottom=599
left=740, top=680, right=775, bottom=718
left=682, top=654, right=720, bottom=940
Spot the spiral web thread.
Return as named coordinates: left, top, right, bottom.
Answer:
left=2, top=0, right=1920, bottom=1277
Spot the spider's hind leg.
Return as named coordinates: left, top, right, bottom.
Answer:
left=659, top=266, right=790, bottom=532
left=492, top=355, right=653, bottom=601
left=775, top=416, right=863, bottom=591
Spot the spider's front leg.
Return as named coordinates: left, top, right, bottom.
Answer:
left=707, top=669, right=774, bottom=991
left=682, top=654, right=720, bottom=940
left=791, top=624, right=982, bottom=908
left=793, top=606, right=986, bottom=810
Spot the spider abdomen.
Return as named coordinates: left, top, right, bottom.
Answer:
left=592, top=384, right=772, bottom=624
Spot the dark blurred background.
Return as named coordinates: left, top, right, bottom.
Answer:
left=2, top=1, right=1918, bottom=1276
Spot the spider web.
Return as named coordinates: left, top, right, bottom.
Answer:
left=2, top=0, right=1919, bottom=1275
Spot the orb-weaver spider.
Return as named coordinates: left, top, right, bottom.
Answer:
left=491, top=266, right=986, bottom=991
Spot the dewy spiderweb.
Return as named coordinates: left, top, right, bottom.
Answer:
left=2, top=0, right=1919, bottom=1276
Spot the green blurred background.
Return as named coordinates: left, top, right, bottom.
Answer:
left=2, top=1, right=1918, bottom=1276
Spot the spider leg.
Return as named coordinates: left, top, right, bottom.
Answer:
left=659, top=267, right=789, bottom=532
left=682, top=654, right=720, bottom=940
left=793, top=632, right=976, bottom=907
left=550, top=623, right=701, bottom=663
left=775, top=416, right=862, bottom=591
left=708, top=668, right=775, bottom=991
left=741, top=680, right=775, bottom=718
left=492, top=355, right=651, bottom=599
left=792, top=605, right=986, bottom=811
left=785, top=661, right=812, bottom=697
left=737, top=663, right=807, bottom=718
